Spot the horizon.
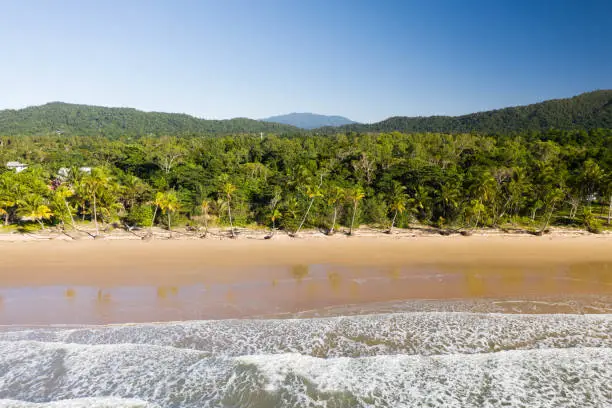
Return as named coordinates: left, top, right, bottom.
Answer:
left=5, top=89, right=608, bottom=125
left=1, top=1, right=611, bottom=122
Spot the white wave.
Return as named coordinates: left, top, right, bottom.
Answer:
left=238, top=348, right=612, bottom=408
left=0, top=397, right=155, bottom=408
left=1, top=312, right=610, bottom=407
left=0, top=340, right=608, bottom=408
left=1, top=312, right=610, bottom=358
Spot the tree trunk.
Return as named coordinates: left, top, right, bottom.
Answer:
left=531, top=206, right=537, bottom=221
left=64, top=199, right=76, bottom=230
left=608, top=195, right=612, bottom=225
left=37, top=218, right=45, bottom=230
left=295, top=198, right=314, bottom=235
left=389, top=209, right=398, bottom=234
left=150, top=205, right=158, bottom=234
left=473, top=199, right=482, bottom=230
left=540, top=203, right=557, bottom=233
left=4, top=212, right=8, bottom=226
left=329, top=207, right=338, bottom=235
left=167, top=212, right=172, bottom=238
left=227, top=199, right=235, bottom=238
left=93, top=192, right=99, bottom=235
left=203, top=210, right=209, bottom=237
left=349, top=201, right=358, bottom=236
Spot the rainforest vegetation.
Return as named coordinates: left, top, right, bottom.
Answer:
left=323, top=90, right=612, bottom=135
left=0, top=90, right=610, bottom=137
left=1, top=128, right=611, bottom=235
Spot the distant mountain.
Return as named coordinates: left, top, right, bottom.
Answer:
left=318, top=90, right=612, bottom=134
left=262, top=112, right=357, bottom=129
left=0, top=102, right=301, bottom=137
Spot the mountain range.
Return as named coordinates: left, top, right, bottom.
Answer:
left=261, top=113, right=357, bottom=129
left=0, top=90, right=610, bottom=137
left=319, top=90, right=612, bottom=134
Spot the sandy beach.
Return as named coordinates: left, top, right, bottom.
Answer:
left=1, top=232, right=611, bottom=324
left=1, top=230, right=611, bottom=285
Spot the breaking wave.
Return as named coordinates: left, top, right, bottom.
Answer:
left=1, top=312, right=610, bottom=407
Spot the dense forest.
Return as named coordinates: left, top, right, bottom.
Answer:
left=0, top=102, right=301, bottom=137
left=0, top=91, right=610, bottom=138
left=320, top=90, right=612, bottom=134
left=1, top=128, right=611, bottom=235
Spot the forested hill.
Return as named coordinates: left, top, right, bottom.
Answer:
left=318, top=90, right=612, bottom=134
left=1, top=91, right=611, bottom=137
left=0, top=102, right=301, bottom=137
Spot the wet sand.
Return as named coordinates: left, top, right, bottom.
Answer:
left=1, top=236, right=611, bottom=324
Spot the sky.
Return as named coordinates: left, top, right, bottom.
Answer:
left=0, top=0, right=611, bottom=123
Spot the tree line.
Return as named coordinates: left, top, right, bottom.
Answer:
left=0, top=129, right=611, bottom=235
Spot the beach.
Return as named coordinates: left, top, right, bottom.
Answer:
left=1, top=232, right=611, bottom=324
left=1, top=231, right=611, bottom=407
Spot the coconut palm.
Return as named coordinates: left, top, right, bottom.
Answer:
left=149, top=191, right=163, bottom=234
left=54, top=184, right=77, bottom=230
left=82, top=169, right=112, bottom=235
left=221, top=181, right=237, bottom=238
left=156, top=191, right=180, bottom=236
left=17, top=194, right=53, bottom=230
left=122, top=175, right=148, bottom=211
left=326, top=186, right=345, bottom=235
left=267, top=188, right=282, bottom=237
left=0, top=196, right=14, bottom=227
left=388, top=182, right=408, bottom=234
left=294, top=184, right=323, bottom=236
left=347, top=186, right=365, bottom=236
left=0, top=172, right=16, bottom=226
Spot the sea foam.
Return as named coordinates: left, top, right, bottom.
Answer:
left=0, top=312, right=610, bottom=407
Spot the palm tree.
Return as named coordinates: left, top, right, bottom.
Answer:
left=270, top=208, right=282, bottom=236
left=221, top=181, right=237, bottom=238
left=326, top=186, right=345, bottom=235
left=470, top=171, right=496, bottom=229
left=0, top=173, right=16, bottom=226
left=156, top=191, right=180, bottom=237
left=149, top=191, right=163, bottom=234
left=0, top=197, right=14, bottom=227
left=295, top=184, right=323, bottom=236
left=347, top=187, right=365, bottom=236
left=539, top=187, right=565, bottom=234
left=54, top=185, right=77, bottom=230
left=82, top=169, right=112, bottom=235
left=388, top=182, right=407, bottom=234
left=17, top=194, right=53, bottom=230
left=267, top=188, right=282, bottom=237
left=122, top=175, right=148, bottom=211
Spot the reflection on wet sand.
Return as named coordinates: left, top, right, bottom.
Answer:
left=1, top=261, right=611, bottom=325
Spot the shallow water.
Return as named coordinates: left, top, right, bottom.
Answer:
left=1, top=262, right=611, bottom=325
left=1, top=262, right=611, bottom=407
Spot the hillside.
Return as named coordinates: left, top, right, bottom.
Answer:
left=0, top=102, right=301, bottom=137
left=1, top=91, right=610, bottom=137
left=318, top=90, right=612, bottom=134
left=262, top=112, right=357, bottom=129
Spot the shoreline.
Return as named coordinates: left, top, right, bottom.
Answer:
left=0, top=224, right=610, bottom=242
left=1, top=233, right=611, bottom=324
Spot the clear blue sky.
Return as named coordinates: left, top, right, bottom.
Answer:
left=1, top=0, right=610, bottom=123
